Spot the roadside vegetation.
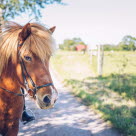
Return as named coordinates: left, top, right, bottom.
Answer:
left=51, top=50, right=136, bottom=136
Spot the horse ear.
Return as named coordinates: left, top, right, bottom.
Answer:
left=49, top=26, right=56, bottom=34
left=18, top=23, right=31, bottom=45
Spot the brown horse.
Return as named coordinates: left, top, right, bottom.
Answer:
left=0, top=22, right=58, bottom=136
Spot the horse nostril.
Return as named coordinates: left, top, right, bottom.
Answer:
left=43, top=95, right=51, bottom=104
left=54, top=99, right=57, bottom=103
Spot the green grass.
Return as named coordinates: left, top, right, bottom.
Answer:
left=51, top=50, right=136, bottom=136
left=99, top=74, right=136, bottom=101
left=96, top=51, right=136, bottom=76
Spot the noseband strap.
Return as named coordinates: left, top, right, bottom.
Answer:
left=36, top=83, right=53, bottom=90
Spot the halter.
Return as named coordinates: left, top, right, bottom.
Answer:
left=0, top=42, right=53, bottom=97
left=20, top=57, right=53, bottom=97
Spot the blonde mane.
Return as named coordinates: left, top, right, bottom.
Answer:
left=0, top=21, right=55, bottom=76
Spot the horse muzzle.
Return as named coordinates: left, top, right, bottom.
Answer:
left=36, top=87, right=58, bottom=109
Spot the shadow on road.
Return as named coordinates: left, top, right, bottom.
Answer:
left=19, top=82, right=120, bottom=136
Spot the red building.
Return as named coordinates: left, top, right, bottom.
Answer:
left=75, top=44, right=87, bottom=51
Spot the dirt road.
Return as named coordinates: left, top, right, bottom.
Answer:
left=18, top=74, right=121, bottom=136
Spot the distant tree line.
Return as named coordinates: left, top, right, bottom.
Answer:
left=103, top=35, right=136, bottom=51
left=59, top=37, right=86, bottom=51
left=60, top=35, right=136, bottom=51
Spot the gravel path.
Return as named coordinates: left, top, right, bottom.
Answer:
left=18, top=73, right=121, bottom=136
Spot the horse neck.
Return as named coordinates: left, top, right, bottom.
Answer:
left=0, top=65, right=21, bottom=94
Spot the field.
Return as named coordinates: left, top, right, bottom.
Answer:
left=51, top=50, right=136, bottom=136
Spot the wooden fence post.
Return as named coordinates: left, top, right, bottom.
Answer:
left=97, top=45, right=104, bottom=76
left=90, top=50, right=93, bottom=64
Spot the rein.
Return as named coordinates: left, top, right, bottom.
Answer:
left=0, top=86, right=24, bottom=96
left=0, top=42, right=53, bottom=97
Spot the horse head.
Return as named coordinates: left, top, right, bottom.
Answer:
left=17, top=23, right=58, bottom=109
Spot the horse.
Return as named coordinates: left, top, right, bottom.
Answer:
left=0, top=22, right=58, bottom=136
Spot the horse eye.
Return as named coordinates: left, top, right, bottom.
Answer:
left=24, top=56, right=32, bottom=61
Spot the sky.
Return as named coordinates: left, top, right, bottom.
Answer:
left=13, top=0, right=136, bottom=49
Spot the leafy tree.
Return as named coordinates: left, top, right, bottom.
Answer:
left=103, top=35, right=136, bottom=51
left=59, top=37, right=86, bottom=51
left=0, top=0, right=62, bottom=25
left=59, top=39, right=74, bottom=50
left=72, top=37, right=85, bottom=45
left=118, top=35, right=136, bottom=51
left=129, top=41, right=136, bottom=51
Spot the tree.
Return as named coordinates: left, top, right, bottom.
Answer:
left=72, top=37, right=86, bottom=45
left=59, top=39, right=75, bottom=50
left=0, top=0, right=62, bottom=25
left=118, top=35, right=136, bottom=51
left=59, top=37, right=86, bottom=51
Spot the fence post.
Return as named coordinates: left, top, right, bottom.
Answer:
left=97, top=45, right=104, bottom=76
left=90, top=49, right=93, bottom=64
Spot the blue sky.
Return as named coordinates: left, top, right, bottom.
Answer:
left=13, top=0, right=136, bottom=49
